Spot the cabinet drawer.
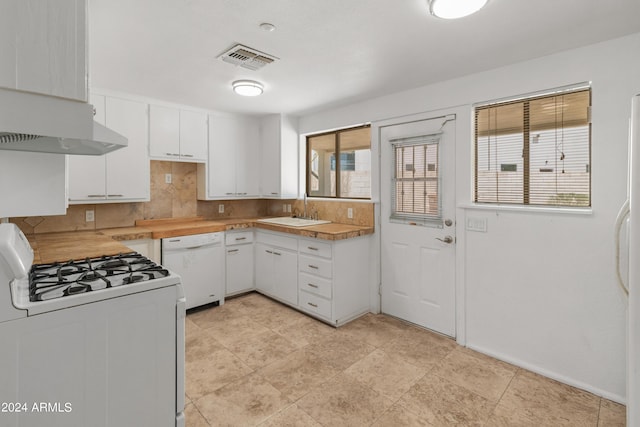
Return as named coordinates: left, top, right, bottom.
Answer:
left=299, top=239, right=332, bottom=259
left=256, top=231, right=298, bottom=251
left=225, top=230, right=254, bottom=246
left=299, top=291, right=331, bottom=319
left=299, top=272, right=332, bottom=299
left=299, top=255, right=332, bottom=279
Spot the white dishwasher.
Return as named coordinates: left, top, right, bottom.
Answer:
left=162, top=232, right=224, bottom=310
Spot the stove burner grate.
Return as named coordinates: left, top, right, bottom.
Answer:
left=28, top=252, right=170, bottom=302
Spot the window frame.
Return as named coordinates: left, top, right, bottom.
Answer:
left=305, top=124, right=371, bottom=200
left=390, top=133, right=443, bottom=225
left=473, top=84, right=592, bottom=209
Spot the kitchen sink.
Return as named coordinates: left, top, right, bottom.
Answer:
left=257, top=217, right=331, bottom=227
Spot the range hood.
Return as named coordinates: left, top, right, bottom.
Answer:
left=0, top=87, right=127, bottom=155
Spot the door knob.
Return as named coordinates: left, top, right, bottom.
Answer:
left=436, top=236, right=454, bottom=244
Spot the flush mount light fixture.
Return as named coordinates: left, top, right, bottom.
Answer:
left=259, top=22, right=276, bottom=32
left=232, top=80, right=264, bottom=96
left=428, top=0, right=488, bottom=19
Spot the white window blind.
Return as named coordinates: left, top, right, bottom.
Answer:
left=475, top=88, right=591, bottom=207
left=391, top=134, right=441, bottom=222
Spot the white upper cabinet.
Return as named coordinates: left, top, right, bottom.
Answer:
left=197, top=113, right=260, bottom=200
left=68, top=94, right=150, bottom=203
left=0, top=0, right=87, bottom=101
left=149, top=105, right=179, bottom=159
left=259, top=114, right=299, bottom=199
left=0, top=151, right=67, bottom=218
left=149, top=105, right=207, bottom=162
left=179, top=110, right=208, bottom=161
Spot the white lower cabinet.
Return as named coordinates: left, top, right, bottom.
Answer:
left=225, top=230, right=254, bottom=296
left=255, top=232, right=298, bottom=306
left=255, top=230, right=372, bottom=326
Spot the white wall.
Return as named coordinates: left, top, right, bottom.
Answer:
left=299, top=32, right=640, bottom=402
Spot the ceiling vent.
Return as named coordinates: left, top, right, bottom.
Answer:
left=218, top=44, right=278, bottom=71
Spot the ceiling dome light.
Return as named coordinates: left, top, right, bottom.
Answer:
left=232, top=80, right=264, bottom=96
left=428, top=0, right=488, bottom=19
left=259, top=22, right=276, bottom=32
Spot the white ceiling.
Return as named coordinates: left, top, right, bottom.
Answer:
left=89, top=0, right=640, bottom=116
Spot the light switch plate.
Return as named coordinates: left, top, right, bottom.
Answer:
left=165, top=173, right=172, bottom=184
left=85, top=210, right=95, bottom=222
left=347, top=208, right=353, bottom=219
left=218, top=204, right=224, bottom=214
left=466, top=217, right=487, bottom=232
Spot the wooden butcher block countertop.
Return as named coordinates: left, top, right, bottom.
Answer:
left=27, top=217, right=374, bottom=263
left=27, top=231, right=135, bottom=264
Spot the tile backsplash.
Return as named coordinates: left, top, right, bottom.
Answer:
left=11, top=161, right=375, bottom=234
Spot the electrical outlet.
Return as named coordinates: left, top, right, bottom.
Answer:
left=287, top=204, right=292, bottom=213
left=347, top=208, right=353, bottom=219
left=85, top=210, right=95, bottom=222
left=218, top=204, right=224, bottom=214
left=165, top=173, right=172, bottom=184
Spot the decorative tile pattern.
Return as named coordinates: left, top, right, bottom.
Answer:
left=184, top=293, right=625, bottom=427
left=258, top=404, right=322, bottom=427
left=398, top=372, right=495, bottom=426
left=488, top=369, right=601, bottom=426
left=430, top=346, right=518, bottom=402
left=296, top=374, right=394, bottom=426
left=345, top=349, right=428, bottom=400
left=195, top=373, right=291, bottom=426
left=598, top=398, right=626, bottom=427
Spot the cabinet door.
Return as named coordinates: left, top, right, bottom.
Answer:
left=226, top=244, right=254, bottom=295
left=236, top=117, right=260, bottom=197
left=68, top=94, right=107, bottom=202
left=149, top=104, right=180, bottom=159
left=255, top=243, right=274, bottom=295
left=179, top=110, right=208, bottom=162
left=105, top=97, right=150, bottom=201
left=0, top=151, right=67, bottom=217
left=272, top=249, right=298, bottom=306
left=208, top=114, right=238, bottom=197
left=13, top=0, right=86, bottom=100
left=0, top=1, right=17, bottom=89
left=259, top=114, right=281, bottom=197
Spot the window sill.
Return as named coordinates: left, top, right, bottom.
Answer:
left=305, top=197, right=373, bottom=203
left=457, top=203, right=593, bottom=216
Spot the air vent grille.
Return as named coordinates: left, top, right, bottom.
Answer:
left=219, top=44, right=277, bottom=71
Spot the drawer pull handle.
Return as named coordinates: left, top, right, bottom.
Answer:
left=307, top=283, right=318, bottom=288
left=307, top=302, right=318, bottom=308
left=266, top=250, right=273, bottom=254
left=273, top=252, right=282, bottom=256
left=107, top=194, right=124, bottom=197
left=235, top=237, right=247, bottom=241
left=227, top=249, right=239, bottom=254
left=308, top=246, right=319, bottom=251
left=182, top=154, right=194, bottom=158
left=88, top=194, right=106, bottom=198
left=308, top=265, right=319, bottom=269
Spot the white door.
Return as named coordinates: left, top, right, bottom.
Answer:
left=379, top=114, right=456, bottom=337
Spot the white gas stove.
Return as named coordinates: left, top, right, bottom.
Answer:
left=0, top=223, right=186, bottom=427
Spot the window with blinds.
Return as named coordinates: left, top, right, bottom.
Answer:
left=474, top=87, right=591, bottom=207
left=391, top=134, right=441, bottom=222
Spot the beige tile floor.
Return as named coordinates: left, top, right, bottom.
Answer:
left=185, top=292, right=626, bottom=426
